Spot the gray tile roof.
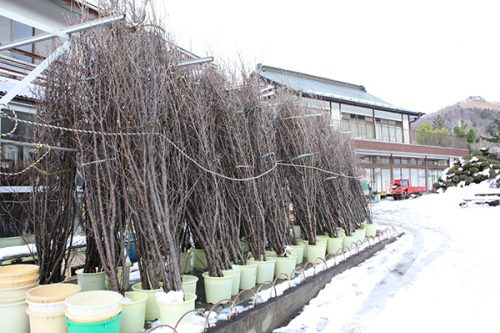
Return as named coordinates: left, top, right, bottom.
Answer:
left=256, top=64, right=420, bottom=116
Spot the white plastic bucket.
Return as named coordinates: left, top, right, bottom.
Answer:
left=0, top=300, right=29, bottom=333
left=27, top=300, right=66, bottom=314
left=65, top=290, right=123, bottom=323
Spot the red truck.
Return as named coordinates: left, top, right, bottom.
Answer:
left=391, top=179, right=426, bottom=200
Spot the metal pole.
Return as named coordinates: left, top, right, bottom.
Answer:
left=177, top=56, right=214, bottom=68
left=0, top=14, right=125, bottom=52
left=0, top=138, right=78, bottom=153
left=0, top=41, right=70, bottom=106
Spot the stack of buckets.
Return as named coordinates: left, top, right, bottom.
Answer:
left=64, top=290, right=123, bottom=333
left=0, top=264, right=39, bottom=333
left=26, top=283, right=81, bottom=333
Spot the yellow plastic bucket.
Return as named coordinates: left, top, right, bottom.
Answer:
left=0, top=281, right=38, bottom=299
left=157, top=292, right=196, bottom=326
left=0, top=275, right=38, bottom=288
left=0, top=264, right=39, bottom=282
left=27, top=283, right=81, bottom=304
left=27, top=308, right=66, bottom=333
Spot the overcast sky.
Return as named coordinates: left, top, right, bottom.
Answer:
left=156, top=0, right=500, bottom=115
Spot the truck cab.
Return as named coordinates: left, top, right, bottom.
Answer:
left=391, top=179, right=426, bottom=200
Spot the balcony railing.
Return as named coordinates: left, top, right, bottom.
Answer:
left=333, top=119, right=467, bottom=149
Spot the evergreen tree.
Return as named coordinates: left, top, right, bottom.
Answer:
left=432, top=115, right=446, bottom=130
left=453, top=120, right=480, bottom=150
left=481, top=119, right=500, bottom=143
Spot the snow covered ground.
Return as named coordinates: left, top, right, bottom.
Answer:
left=275, top=181, right=500, bottom=333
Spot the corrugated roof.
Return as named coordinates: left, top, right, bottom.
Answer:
left=256, top=64, right=420, bottom=116
left=0, top=77, right=37, bottom=100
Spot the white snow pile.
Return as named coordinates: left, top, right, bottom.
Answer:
left=121, top=297, right=134, bottom=304
left=275, top=179, right=500, bottom=333
left=0, top=234, right=86, bottom=261
left=156, top=290, right=184, bottom=304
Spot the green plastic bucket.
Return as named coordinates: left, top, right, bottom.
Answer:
left=253, top=258, right=276, bottom=284
left=343, top=236, right=356, bottom=250
left=76, top=269, right=106, bottom=292
left=180, top=252, right=192, bottom=274
left=202, top=272, right=234, bottom=304
left=229, top=265, right=242, bottom=296
left=120, top=292, right=147, bottom=333
left=157, top=292, right=196, bottom=326
left=66, top=312, right=121, bottom=333
left=293, top=225, right=301, bottom=239
left=130, top=283, right=162, bottom=321
left=274, top=256, right=297, bottom=279
left=286, top=245, right=304, bottom=264
left=192, top=249, right=207, bottom=271
left=181, top=275, right=198, bottom=295
left=364, top=223, right=377, bottom=237
left=327, top=237, right=343, bottom=255
left=307, top=244, right=326, bottom=264
left=299, top=239, right=308, bottom=259
left=239, top=262, right=258, bottom=290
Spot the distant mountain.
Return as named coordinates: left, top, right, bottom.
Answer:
left=414, top=96, right=500, bottom=147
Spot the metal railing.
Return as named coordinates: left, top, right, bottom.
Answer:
left=334, top=119, right=467, bottom=149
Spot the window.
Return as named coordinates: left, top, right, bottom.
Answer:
left=11, top=20, right=35, bottom=63
left=418, top=169, right=426, bottom=187
left=393, top=167, right=402, bottom=180
left=375, top=118, right=403, bottom=143
left=341, top=113, right=375, bottom=140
